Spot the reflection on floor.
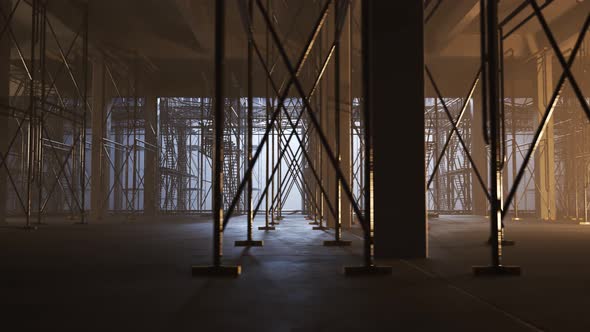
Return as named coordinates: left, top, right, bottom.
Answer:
left=0, top=214, right=588, bottom=331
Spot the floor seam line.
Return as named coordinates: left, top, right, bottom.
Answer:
left=399, top=259, right=545, bottom=332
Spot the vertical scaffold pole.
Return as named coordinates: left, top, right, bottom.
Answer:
left=25, top=0, right=38, bottom=230
left=473, top=0, right=520, bottom=276
left=236, top=0, right=263, bottom=247
left=192, top=0, right=241, bottom=277
left=259, top=0, right=275, bottom=232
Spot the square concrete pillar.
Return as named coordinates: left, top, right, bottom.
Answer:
left=369, top=1, right=427, bottom=259
left=324, top=13, right=337, bottom=228
left=338, top=3, right=353, bottom=229
left=326, top=2, right=353, bottom=230
left=534, top=53, right=556, bottom=221
left=90, top=55, right=110, bottom=221
left=143, top=95, right=158, bottom=216
left=471, top=94, right=489, bottom=216
left=0, top=0, right=9, bottom=222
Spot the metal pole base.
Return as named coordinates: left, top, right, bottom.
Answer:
left=258, top=226, right=276, bottom=231
left=235, top=240, right=264, bottom=247
left=511, top=217, right=523, bottom=221
left=192, top=265, right=241, bottom=277
left=270, top=222, right=280, bottom=226
left=344, top=265, right=393, bottom=276
left=579, top=222, right=590, bottom=226
left=323, top=240, right=352, bottom=247
left=486, top=238, right=516, bottom=246
left=308, top=221, right=319, bottom=225
left=22, top=225, right=37, bottom=231
left=312, top=226, right=329, bottom=231
left=472, top=265, right=521, bottom=277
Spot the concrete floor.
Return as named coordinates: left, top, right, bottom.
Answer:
left=1, top=215, right=589, bottom=331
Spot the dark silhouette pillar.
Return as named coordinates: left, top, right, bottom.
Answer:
left=143, top=94, right=158, bottom=216
left=370, top=1, right=427, bottom=259
left=0, top=0, right=11, bottom=223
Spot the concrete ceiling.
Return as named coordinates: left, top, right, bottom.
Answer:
left=36, top=0, right=588, bottom=97
left=425, top=0, right=589, bottom=57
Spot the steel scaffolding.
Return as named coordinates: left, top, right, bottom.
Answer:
left=0, top=0, right=89, bottom=226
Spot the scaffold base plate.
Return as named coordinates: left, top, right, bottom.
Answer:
left=308, top=221, right=319, bottom=225
left=312, top=226, right=329, bottom=231
left=344, top=265, right=393, bottom=276
left=472, top=265, right=521, bottom=277
left=258, top=226, right=276, bottom=231
left=192, top=265, right=241, bottom=277
left=235, top=240, right=264, bottom=247
left=486, top=238, right=516, bottom=246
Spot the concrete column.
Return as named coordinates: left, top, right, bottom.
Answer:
left=114, top=127, right=123, bottom=211
left=534, top=53, right=556, bottom=220
left=305, top=126, right=315, bottom=217
left=471, top=94, right=488, bottom=215
left=0, top=0, right=9, bottom=222
left=177, top=127, right=187, bottom=211
left=90, top=55, right=109, bottom=221
left=371, top=1, right=427, bottom=258
left=338, top=4, right=353, bottom=229
left=323, top=20, right=336, bottom=228
left=143, top=94, right=158, bottom=216
left=311, top=87, right=321, bottom=222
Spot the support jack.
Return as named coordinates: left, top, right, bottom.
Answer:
left=235, top=240, right=264, bottom=247
left=192, top=265, right=241, bottom=277
left=472, top=265, right=521, bottom=276
left=486, top=237, right=516, bottom=246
